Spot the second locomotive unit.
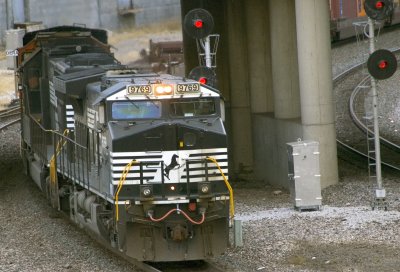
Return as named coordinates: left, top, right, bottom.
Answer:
left=17, top=26, right=232, bottom=262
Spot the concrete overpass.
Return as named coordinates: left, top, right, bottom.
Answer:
left=181, top=0, right=338, bottom=189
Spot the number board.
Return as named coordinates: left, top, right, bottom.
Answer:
left=5, top=49, right=18, bottom=57
left=127, top=85, right=152, bottom=95
left=176, top=83, right=200, bottom=94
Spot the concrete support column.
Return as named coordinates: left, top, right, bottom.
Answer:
left=13, top=0, right=25, bottom=23
left=245, top=0, right=273, bottom=113
left=226, top=0, right=253, bottom=174
left=269, top=0, right=300, bottom=119
left=295, top=0, right=338, bottom=188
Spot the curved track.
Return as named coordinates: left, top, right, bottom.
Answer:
left=334, top=48, right=400, bottom=172
left=0, top=105, right=20, bottom=131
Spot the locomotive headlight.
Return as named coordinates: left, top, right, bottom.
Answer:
left=184, top=133, right=196, bottom=147
left=140, top=185, right=153, bottom=198
left=154, top=84, right=174, bottom=95
left=201, top=185, right=209, bottom=193
left=198, top=182, right=211, bottom=195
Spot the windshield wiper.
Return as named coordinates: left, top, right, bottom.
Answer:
left=124, top=95, right=139, bottom=108
left=145, top=94, right=160, bottom=109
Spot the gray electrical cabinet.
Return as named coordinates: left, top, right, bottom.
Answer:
left=287, top=140, right=322, bottom=211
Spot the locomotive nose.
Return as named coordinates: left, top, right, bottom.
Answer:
left=111, top=120, right=225, bottom=152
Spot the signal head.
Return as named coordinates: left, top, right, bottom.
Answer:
left=183, top=8, right=214, bottom=39
left=364, top=0, right=394, bottom=20
left=188, top=66, right=217, bottom=88
left=367, top=49, right=397, bottom=80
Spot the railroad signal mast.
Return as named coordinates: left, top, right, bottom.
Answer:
left=364, top=0, right=397, bottom=209
left=183, top=8, right=219, bottom=88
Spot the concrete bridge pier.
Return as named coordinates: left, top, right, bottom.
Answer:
left=180, top=0, right=338, bottom=189
left=295, top=0, right=338, bottom=188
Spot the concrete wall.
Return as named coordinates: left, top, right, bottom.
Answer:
left=134, top=0, right=181, bottom=27
left=24, top=0, right=104, bottom=28
left=253, top=114, right=302, bottom=187
left=0, top=0, right=181, bottom=46
left=0, top=0, right=13, bottom=45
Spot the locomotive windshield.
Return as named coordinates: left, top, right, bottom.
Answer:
left=112, top=101, right=161, bottom=119
left=169, top=98, right=216, bottom=117
left=111, top=98, right=217, bottom=120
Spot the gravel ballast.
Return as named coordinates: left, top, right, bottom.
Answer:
left=2, top=28, right=400, bottom=272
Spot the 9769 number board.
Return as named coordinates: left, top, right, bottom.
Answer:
left=127, top=85, right=152, bottom=95
left=176, top=83, right=200, bottom=94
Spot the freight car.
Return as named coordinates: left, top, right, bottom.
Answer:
left=330, top=0, right=400, bottom=41
left=16, top=26, right=232, bottom=262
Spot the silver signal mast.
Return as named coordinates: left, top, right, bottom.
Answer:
left=364, top=0, right=397, bottom=210
left=367, top=17, right=385, bottom=206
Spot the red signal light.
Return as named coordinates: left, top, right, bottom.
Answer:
left=199, top=77, right=207, bottom=85
left=375, top=1, right=384, bottom=9
left=194, top=19, right=203, bottom=29
left=378, top=60, right=388, bottom=69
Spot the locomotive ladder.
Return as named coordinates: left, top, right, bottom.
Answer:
left=364, top=112, right=377, bottom=183
left=359, top=80, right=376, bottom=185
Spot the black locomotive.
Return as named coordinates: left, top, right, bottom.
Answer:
left=17, top=26, right=232, bottom=262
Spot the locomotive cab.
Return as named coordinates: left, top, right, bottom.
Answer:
left=82, top=70, right=230, bottom=201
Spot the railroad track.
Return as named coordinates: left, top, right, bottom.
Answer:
left=0, top=105, right=20, bottom=116
left=334, top=47, right=400, bottom=172
left=0, top=105, right=20, bottom=131
left=138, top=260, right=226, bottom=272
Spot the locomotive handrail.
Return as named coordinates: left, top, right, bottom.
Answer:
left=114, top=159, right=137, bottom=224
left=206, top=157, right=234, bottom=222
left=29, top=117, right=83, bottom=145
left=29, top=114, right=87, bottom=161
left=49, top=129, right=70, bottom=184
left=29, top=115, right=91, bottom=192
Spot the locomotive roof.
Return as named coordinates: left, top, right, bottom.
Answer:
left=89, top=72, right=221, bottom=106
left=23, top=25, right=108, bottom=45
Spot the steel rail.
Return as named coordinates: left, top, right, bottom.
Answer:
left=0, top=118, right=20, bottom=131
left=0, top=105, right=20, bottom=115
left=139, top=260, right=226, bottom=272
left=133, top=262, right=163, bottom=272
left=0, top=112, right=20, bottom=119
left=349, top=76, right=400, bottom=152
left=337, top=139, right=400, bottom=172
